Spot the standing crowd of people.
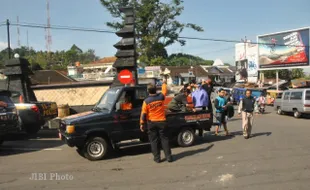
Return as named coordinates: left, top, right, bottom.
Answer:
left=140, top=79, right=258, bottom=163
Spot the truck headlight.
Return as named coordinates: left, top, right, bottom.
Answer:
left=66, top=125, right=75, bottom=134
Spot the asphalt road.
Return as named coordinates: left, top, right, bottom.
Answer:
left=1, top=107, right=310, bottom=190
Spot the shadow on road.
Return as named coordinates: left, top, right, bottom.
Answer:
left=3, top=129, right=59, bottom=141
left=229, top=130, right=272, bottom=138
left=0, top=129, right=63, bottom=156
left=174, top=144, right=214, bottom=161
left=251, top=132, right=272, bottom=138
left=227, top=117, right=242, bottom=122
left=201, top=132, right=236, bottom=143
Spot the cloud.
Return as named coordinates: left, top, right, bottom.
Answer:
left=0, top=42, right=8, bottom=51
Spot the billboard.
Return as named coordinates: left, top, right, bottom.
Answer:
left=235, top=42, right=259, bottom=83
left=258, top=28, right=310, bottom=70
left=235, top=59, right=248, bottom=82
left=235, top=43, right=246, bottom=61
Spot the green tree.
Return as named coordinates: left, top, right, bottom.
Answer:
left=0, top=45, right=100, bottom=70
left=100, top=0, right=203, bottom=65
left=166, top=53, right=213, bottom=66
left=262, top=69, right=305, bottom=79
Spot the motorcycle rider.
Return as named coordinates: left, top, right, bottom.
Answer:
left=257, top=94, right=266, bottom=114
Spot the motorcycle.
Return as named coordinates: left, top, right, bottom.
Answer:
left=259, top=103, right=265, bottom=114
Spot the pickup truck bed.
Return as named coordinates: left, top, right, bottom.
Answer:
left=59, top=86, right=213, bottom=161
left=11, top=91, right=58, bottom=134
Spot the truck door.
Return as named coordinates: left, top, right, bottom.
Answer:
left=114, top=88, right=147, bottom=141
left=282, top=92, right=290, bottom=112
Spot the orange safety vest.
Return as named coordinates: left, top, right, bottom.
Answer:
left=19, top=95, right=24, bottom=103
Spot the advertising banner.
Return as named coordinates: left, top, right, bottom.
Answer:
left=247, top=44, right=258, bottom=77
left=258, top=28, right=310, bottom=70
left=235, top=59, right=248, bottom=82
left=235, top=42, right=258, bottom=82
left=235, top=43, right=246, bottom=61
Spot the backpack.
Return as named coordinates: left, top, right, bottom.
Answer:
left=226, top=104, right=235, bottom=118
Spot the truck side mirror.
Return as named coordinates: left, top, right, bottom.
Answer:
left=115, top=102, right=121, bottom=111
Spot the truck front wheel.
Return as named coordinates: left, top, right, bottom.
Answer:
left=177, top=127, right=195, bottom=147
left=83, top=137, right=110, bottom=161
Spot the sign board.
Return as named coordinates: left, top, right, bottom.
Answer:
left=235, top=43, right=246, bottom=61
left=258, top=27, right=310, bottom=70
left=247, top=44, right=259, bottom=77
left=118, top=69, right=133, bottom=84
left=138, top=68, right=145, bottom=74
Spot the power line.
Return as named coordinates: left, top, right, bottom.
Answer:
left=10, top=22, right=115, bottom=33
left=3, top=21, right=309, bottom=48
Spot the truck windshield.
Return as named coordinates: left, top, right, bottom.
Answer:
left=94, top=88, right=120, bottom=111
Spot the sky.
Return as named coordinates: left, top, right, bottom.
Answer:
left=0, top=0, right=310, bottom=68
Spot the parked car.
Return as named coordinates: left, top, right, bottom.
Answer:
left=10, top=91, right=58, bottom=134
left=59, top=85, right=213, bottom=161
left=0, top=90, right=19, bottom=145
left=274, top=88, right=310, bottom=118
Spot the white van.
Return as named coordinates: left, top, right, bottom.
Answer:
left=274, top=88, right=310, bottom=118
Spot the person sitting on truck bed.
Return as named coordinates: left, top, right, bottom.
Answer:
left=121, top=94, right=133, bottom=111
left=192, top=83, right=209, bottom=112
left=140, top=84, right=173, bottom=163
left=168, top=88, right=191, bottom=112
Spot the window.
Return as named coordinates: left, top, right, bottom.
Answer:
left=276, top=93, right=283, bottom=99
left=290, top=92, right=303, bottom=100
left=96, top=88, right=120, bottom=111
left=0, top=95, right=13, bottom=105
left=306, top=91, right=310, bottom=100
left=283, top=92, right=290, bottom=100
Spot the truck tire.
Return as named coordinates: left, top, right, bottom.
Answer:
left=294, top=110, right=301, bottom=118
left=177, top=127, right=195, bottom=147
left=0, top=139, right=3, bottom=146
left=24, top=124, right=41, bottom=135
left=83, top=137, right=110, bottom=161
left=277, top=107, right=283, bottom=115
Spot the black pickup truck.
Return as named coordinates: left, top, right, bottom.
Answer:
left=59, top=85, right=213, bottom=161
left=10, top=91, right=58, bottom=134
left=0, top=90, right=19, bottom=145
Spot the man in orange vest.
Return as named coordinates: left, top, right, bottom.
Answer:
left=140, top=84, right=172, bottom=163
left=120, top=94, right=133, bottom=111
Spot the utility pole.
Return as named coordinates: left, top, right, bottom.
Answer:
left=244, top=36, right=247, bottom=60
left=6, top=19, right=11, bottom=59
left=17, top=16, right=21, bottom=47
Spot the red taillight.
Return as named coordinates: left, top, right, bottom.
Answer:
left=304, top=104, right=310, bottom=107
left=31, top=105, right=40, bottom=113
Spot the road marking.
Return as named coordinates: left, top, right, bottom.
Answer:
left=0, top=148, right=62, bottom=151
